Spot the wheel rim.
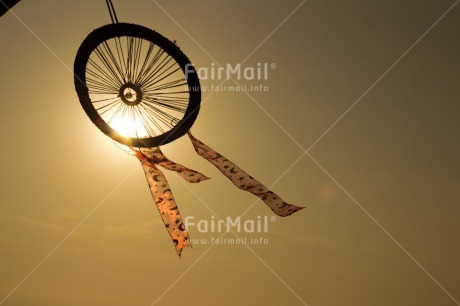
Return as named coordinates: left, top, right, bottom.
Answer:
left=74, top=23, right=201, bottom=147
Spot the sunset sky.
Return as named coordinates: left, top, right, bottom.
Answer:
left=1, top=0, right=459, bottom=305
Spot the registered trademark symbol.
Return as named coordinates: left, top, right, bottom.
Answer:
left=270, top=216, right=276, bottom=222
left=270, top=63, right=276, bottom=69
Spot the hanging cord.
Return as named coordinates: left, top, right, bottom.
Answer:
left=105, top=0, right=119, bottom=24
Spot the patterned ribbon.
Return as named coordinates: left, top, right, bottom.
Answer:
left=187, top=133, right=305, bottom=217
left=120, top=133, right=304, bottom=256
left=132, top=148, right=199, bottom=257
left=139, top=147, right=209, bottom=183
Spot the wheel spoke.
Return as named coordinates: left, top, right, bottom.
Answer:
left=138, top=103, right=166, bottom=134
left=94, top=45, right=124, bottom=86
left=132, top=37, right=143, bottom=82
left=86, top=63, right=121, bottom=89
left=91, top=96, right=119, bottom=103
left=142, top=102, right=182, bottom=126
left=135, top=42, right=155, bottom=85
left=86, top=77, right=118, bottom=92
left=143, top=97, right=187, bottom=113
left=142, top=66, right=182, bottom=91
left=101, top=41, right=127, bottom=84
left=114, top=37, right=128, bottom=82
left=134, top=105, right=156, bottom=137
left=106, top=102, right=126, bottom=124
left=144, top=78, right=188, bottom=92
left=139, top=53, right=173, bottom=88
left=137, top=48, right=165, bottom=86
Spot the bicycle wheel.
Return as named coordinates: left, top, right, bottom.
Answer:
left=74, top=23, right=201, bottom=147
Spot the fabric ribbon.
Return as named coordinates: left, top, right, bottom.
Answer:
left=138, top=147, right=209, bottom=183
left=130, top=147, right=206, bottom=256
left=187, top=132, right=305, bottom=217
left=120, top=133, right=304, bottom=256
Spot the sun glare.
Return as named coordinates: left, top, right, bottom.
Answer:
left=110, top=113, right=148, bottom=138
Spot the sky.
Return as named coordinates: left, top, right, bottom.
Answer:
left=0, top=0, right=459, bottom=305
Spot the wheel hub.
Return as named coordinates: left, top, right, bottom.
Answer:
left=119, top=83, right=143, bottom=106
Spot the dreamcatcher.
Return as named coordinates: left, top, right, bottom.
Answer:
left=74, top=0, right=304, bottom=256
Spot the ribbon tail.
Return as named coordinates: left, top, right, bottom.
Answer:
left=187, top=132, right=305, bottom=217
left=140, top=147, right=210, bottom=183
left=136, top=153, right=192, bottom=257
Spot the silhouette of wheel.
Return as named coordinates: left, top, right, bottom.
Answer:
left=74, top=23, right=201, bottom=147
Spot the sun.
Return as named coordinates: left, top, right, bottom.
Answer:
left=109, top=112, right=148, bottom=138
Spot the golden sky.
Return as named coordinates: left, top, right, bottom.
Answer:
left=1, top=0, right=459, bottom=305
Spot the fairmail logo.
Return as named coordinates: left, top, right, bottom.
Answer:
left=184, top=215, right=276, bottom=233
left=185, top=62, right=276, bottom=81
